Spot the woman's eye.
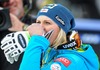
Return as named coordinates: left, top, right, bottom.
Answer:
left=45, top=22, right=50, bottom=25
left=36, top=21, right=40, bottom=24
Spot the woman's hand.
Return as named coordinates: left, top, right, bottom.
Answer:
left=27, top=23, right=45, bottom=36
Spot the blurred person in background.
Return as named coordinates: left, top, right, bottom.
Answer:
left=0, top=0, right=36, bottom=70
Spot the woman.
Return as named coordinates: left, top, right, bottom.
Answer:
left=19, top=4, right=99, bottom=70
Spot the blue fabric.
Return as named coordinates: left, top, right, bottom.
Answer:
left=19, top=35, right=50, bottom=70
left=41, top=45, right=99, bottom=70
left=19, top=36, right=99, bottom=70
left=37, top=4, right=75, bottom=34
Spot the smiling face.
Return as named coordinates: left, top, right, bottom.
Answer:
left=36, top=15, right=60, bottom=46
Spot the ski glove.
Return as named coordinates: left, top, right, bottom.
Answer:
left=0, top=31, right=30, bottom=64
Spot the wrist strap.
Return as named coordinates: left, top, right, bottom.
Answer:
left=57, top=40, right=77, bottom=50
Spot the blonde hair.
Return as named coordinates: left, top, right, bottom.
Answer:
left=52, top=29, right=67, bottom=49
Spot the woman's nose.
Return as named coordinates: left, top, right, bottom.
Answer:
left=39, top=23, right=44, bottom=27
left=39, top=23, right=46, bottom=31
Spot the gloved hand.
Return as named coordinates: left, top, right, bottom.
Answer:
left=67, top=30, right=82, bottom=48
left=0, top=31, right=30, bottom=64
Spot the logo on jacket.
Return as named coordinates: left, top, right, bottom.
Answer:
left=50, top=63, right=61, bottom=70
left=54, top=57, right=71, bottom=67
left=63, top=41, right=76, bottom=49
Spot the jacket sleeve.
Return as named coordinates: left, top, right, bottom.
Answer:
left=19, top=35, right=50, bottom=70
